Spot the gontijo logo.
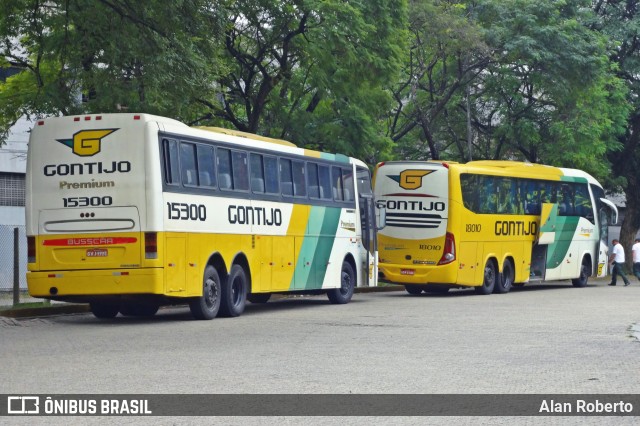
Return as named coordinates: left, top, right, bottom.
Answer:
left=388, top=170, right=434, bottom=190
left=56, top=129, right=117, bottom=157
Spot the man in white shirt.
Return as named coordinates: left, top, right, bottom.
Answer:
left=632, top=238, right=640, bottom=281
left=609, top=239, right=631, bottom=286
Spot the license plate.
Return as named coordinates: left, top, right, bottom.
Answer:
left=86, top=248, right=108, bottom=257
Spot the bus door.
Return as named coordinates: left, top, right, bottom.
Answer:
left=359, top=193, right=378, bottom=287
left=595, top=196, right=618, bottom=277
left=532, top=202, right=559, bottom=281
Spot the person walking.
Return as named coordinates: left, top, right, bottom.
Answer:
left=632, top=238, right=640, bottom=281
left=609, top=239, right=631, bottom=286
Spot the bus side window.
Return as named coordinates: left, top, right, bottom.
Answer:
left=163, top=138, right=180, bottom=185
left=332, top=166, right=344, bottom=201
left=292, top=160, right=307, bottom=197
left=232, top=151, right=249, bottom=191
left=524, top=180, right=540, bottom=215
left=217, top=148, right=233, bottom=190
left=461, top=174, right=479, bottom=212
left=343, top=169, right=354, bottom=202
left=280, top=158, right=293, bottom=196
left=479, top=176, right=497, bottom=214
left=264, top=156, right=279, bottom=194
left=575, top=184, right=593, bottom=220
left=250, top=153, right=265, bottom=193
left=197, top=145, right=216, bottom=188
left=318, top=165, right=332, bottom=200
left=497, top=178, right=515, bottom=214
left=180, top=142, right=198, bottom=186
left=307, top=163, right=320, bottom=199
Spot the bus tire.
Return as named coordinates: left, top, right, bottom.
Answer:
left=572, top=258, right=590, bottom=287
left=189, top=265, right=221, bottom=320
left=405, top=285, right=423, bottom=295
left=476, top=259, right=497, bottom=295
left=89, top=302, right=119, bottom=319
left=495, top=259, right=514, bottom=294
left=247, top=293, right=271, bottom=304
left=220, top=264, right=248, bottom=317
left=120, top=301, right=160, bottom=317
left=328, top=260, right=355, bottom=304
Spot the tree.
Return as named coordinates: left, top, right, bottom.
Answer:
left=388, top=0, right=628, bottom=187
left=388, top=0, right=489, bottom=161
left=194, top=0, right=407, bottom=161
left=592, top=0, right=640, bottom=266
left=0, top=1, right=407, bottom=162
left=0, top=0, right=224, bottom=142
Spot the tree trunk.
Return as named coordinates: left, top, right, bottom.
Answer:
left=620, top=188, right=640, bottom=272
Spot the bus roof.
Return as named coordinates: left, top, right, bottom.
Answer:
left=195, top=126, right=297, bottom=148
left=378, top=160, right=602, bottom=186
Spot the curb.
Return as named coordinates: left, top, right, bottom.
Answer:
left=0, top=303, right=90, bottom=318
left=0, top=285, right=404, bottom=318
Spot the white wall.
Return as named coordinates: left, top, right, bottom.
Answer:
left=0, top=206, right=25, bottom=225
left=0, top=117, right=31, bottom=174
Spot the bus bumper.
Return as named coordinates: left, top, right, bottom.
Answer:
left=27, top=268, right=166, bottom=299
left=379, top=262, right=460, bottom=285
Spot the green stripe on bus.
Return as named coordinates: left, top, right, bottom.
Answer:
left=290, top=206, right=341, bottom=290
left=546, top=216, right=580, bottom=270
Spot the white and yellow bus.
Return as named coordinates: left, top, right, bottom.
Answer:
left=26, top=113, right=378, bottom=319
left=374, top=160, right=618, bottom=294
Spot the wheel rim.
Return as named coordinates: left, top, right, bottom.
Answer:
left=204, top=277, right=218, bottom=309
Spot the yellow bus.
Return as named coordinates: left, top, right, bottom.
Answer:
left=374, top=160, right=618, bottom=294
left=26, top=113, right=378, bottom=319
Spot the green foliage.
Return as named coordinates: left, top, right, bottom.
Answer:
left=196, top=0, right=407, bottom=161
left=387, top=0, right=629, bottom=187
left=0, top=0, right=224, bottom=139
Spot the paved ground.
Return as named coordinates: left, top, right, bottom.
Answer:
left=1, top=278, right=639, bottom=425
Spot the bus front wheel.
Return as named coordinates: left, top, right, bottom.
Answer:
left=220, top=264, right=248, bottom=317
left=572, top=258, right=590, bottom=287
left=189, top=265, right=221, bottom=320
left=89, top=302, right=119, bottom=319
left=476, top=260, right=497, bottom=295
left=328, top=260, right=355, bottom=304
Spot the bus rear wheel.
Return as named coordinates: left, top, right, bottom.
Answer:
left=189, top=265, right=221, bottom=320
left=572, top=258, right=590, bottom=287
left=476, top=260, right=497, bottom=295
left=220, top=264, right=248, bottom=317
left=89, top=302, right=119, bottom=319
left=495, top=260, right=514, bottom=294
left=405, top=285, right=423, bottom=295
left=328, top=260, right=355, bottom=304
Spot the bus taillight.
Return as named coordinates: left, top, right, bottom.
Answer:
left=27, top=236, right=36, bottom=263
left=437, top=232, right=456, bottom=265
left=145, top=232, right=158, bottom=259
